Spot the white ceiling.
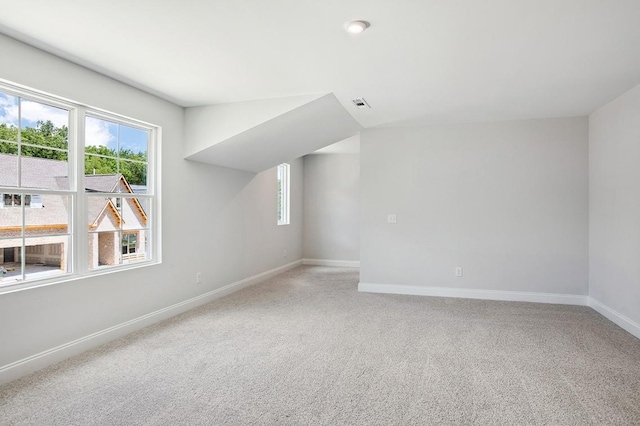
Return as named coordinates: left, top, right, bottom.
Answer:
left=0, top=1, right=639, bottom=128
left=185, top=94, right=362, bottom=172
left=312, top=135, right=361, bottom=155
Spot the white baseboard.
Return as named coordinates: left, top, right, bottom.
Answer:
left=0, top=259, right=303, bottom=386
left=359, top=283, right=640, bottom=340
left=589, top=297, right=640, bottom=340
left=303, top=258, right=360, bottom=268
left=358, top=282, right=589, bottom=306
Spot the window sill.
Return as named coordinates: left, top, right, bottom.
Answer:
left=0, top=259, right=161, bottom=295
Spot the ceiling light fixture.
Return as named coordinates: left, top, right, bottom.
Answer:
left=345, top=20, right=370, bottom=34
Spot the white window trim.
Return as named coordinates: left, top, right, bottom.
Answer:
left=0, top=81, right=161, bottom=294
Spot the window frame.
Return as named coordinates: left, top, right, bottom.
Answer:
left=0, top=81, right=160, bottom=294
left=277, top=163, right=290, bottom=226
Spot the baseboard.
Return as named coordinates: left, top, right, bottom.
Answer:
left=303, top=258, right=360, bottom=268
left=589, top=297, right=640, bottom=340
left=0, top=259, right=303, bottom=385
left=358, top=282, right=589, bottom=306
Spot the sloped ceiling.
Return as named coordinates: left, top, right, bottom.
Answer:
left=185, top=93, right=362, bottom=173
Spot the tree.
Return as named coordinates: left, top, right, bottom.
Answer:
left=84, top=146, right=146, bottom=185
left=0, top=121, right=147, bottom=185
left=84, top=152, right=117, bottom=176
left=0, top=120, right=68, bottom=160
left=0, top=124, right=18, bottom=154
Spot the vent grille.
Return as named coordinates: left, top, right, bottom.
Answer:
left=352, top=98, right=371, bottom=109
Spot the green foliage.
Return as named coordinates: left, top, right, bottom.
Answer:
left=0, top=121, right=68, bottom=160
left=119, top=159, right=147, bottom=186
left=22, top=121, right=68, bottom=150
left=0, top=123, right=18, bottom=142
left=85, top=147, right=147, bottom=186
left=85, top=153, right=117, bottom=175
left=0, top=140, right=19, bottom=155
left=0, top=121, right=147, bottom=186
left=0, top=124, right=19, bottom=154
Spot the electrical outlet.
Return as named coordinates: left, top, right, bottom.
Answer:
left=283, top=249, right=287, bottom=258
left=196, top=272, right=202, bottom=284
left=387, top=214, right=397, bottom=224
left=455, top=267, right=463, bottom=277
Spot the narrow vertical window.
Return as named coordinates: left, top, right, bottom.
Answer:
left=277, top=163, right=290, bottom=225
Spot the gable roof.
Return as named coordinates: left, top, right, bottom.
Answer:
left=85, top=174, right=148, bottom=228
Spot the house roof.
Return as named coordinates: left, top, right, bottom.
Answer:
left=0, top=154, right=68, bottom=190
left=85, top=174, right=148, bottom=228
left=0, top=154, right=146, bottom=230
left=0, top=154, right=70, bottom=228
left=85, top=175, right=120, bottom=193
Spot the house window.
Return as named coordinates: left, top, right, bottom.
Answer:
left=1, top=194, right=38, bottom=208
left=3, top=194, right=21, bottom=207
left=0, top=81, right=159, bottom=290
left=122, top=233, right=137, bottom=255
left=277, top=163, right=290, bottom=225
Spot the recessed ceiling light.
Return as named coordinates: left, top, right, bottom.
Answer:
left=345, top=20, right=370, bottom=34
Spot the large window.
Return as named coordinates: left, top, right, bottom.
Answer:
left=0, top=82, right=158, bottom=290
left=277, top=163, right=290, bottom=225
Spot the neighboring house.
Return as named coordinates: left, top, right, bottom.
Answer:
left=0, top=154, right=147, bottom=273
left=85, top=174, right=148, bottom=268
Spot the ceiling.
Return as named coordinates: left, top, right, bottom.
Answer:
left=184, top=94, right=362, bottom=172
left=312, top=135, right=360, bottom=155
left=0, top=1, right=639, bottom=128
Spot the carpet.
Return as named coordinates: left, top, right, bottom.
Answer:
left=1, top=266, right=639, bottom=425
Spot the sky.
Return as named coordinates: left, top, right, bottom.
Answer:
left=0, top=91, right=147, bottom=155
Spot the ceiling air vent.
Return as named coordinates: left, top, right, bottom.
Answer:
left=352, top=98, right=371, bottom=109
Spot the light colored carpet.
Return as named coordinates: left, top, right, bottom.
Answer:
left=1, top=266, right=639, bottom=425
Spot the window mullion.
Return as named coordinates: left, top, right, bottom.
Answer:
left=74, top=106, right=88, bottom=276
left=17, top=97, right=22, bottom=188
left=21, top=198, right=25, bottom=281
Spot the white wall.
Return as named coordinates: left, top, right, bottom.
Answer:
left=303, top=153, right=359, bottom=262
left=360, top=117, right=589, bottom=296
left=589, top=83, right=640, bottom=329
left=0, top=34, right=303, bottom=380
